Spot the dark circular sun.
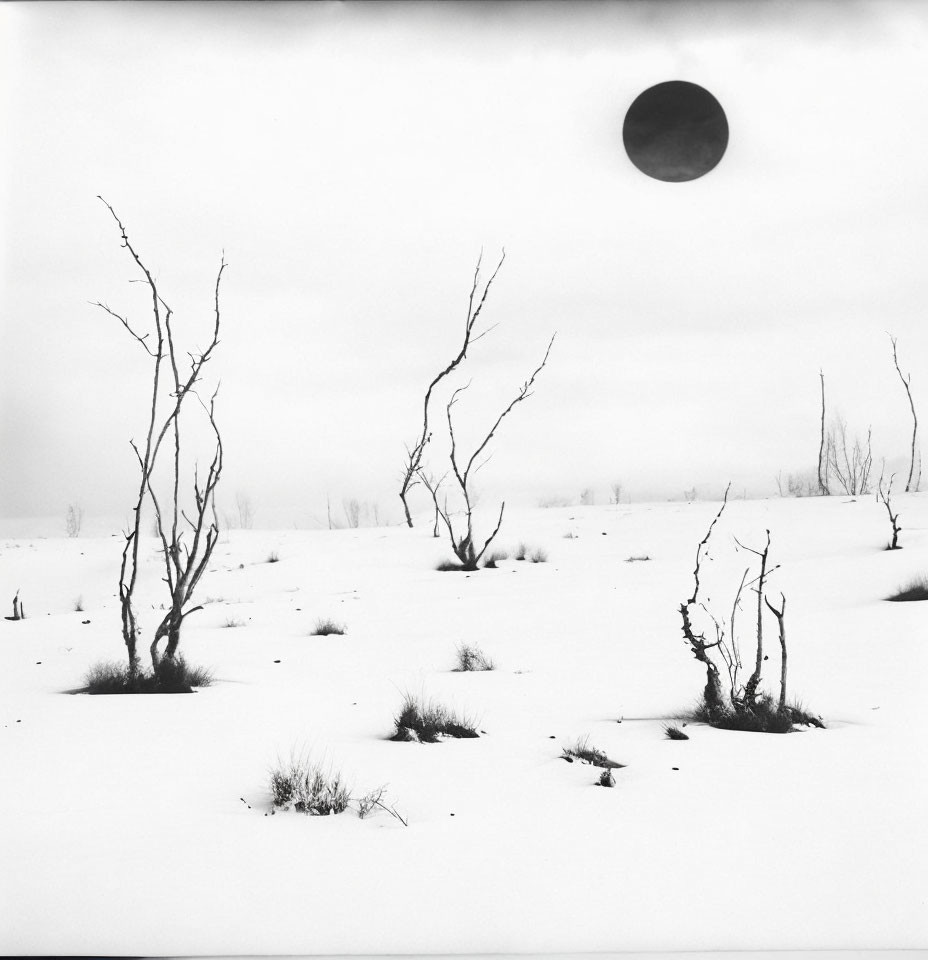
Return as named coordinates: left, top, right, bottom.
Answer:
left=623, top=81, right=729, bottom=182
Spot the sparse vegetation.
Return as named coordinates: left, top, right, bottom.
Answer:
left=311, top=618, right=346, bottom=636
left=625, top=555, right=651, bottom=563
left=436, top=559, right=466, bottom=572
left=692, top=694, right=824, bottom=734
left=269, top=755, right=350, bottom=815
left=391, top=693, right=479, bottom=742
left=561, top=736, right=623, bottom=769
left=83, top=656, right=212, bottom=694
left=222, top=616, right=246, bottom=628
left=563, top=531, right=578, bottom=539
left=514, top=542, right=529, bottom=560
left=887, top=576, right=928, bottom=602
left=664, top=724, right=689, bottom=740
left=73, top=595, right=85, bottom=613
left=598, top=768, right=616, bottom=787
left=482, top=549, right=508, bottom=569
left=266, top=551, right=280, bottom=563
left=454, top=643, right=494, bottom=672
left=529, top=547, right=548, bottom=563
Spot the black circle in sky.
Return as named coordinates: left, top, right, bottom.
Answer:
left=623, top=81, right=728, bottom=182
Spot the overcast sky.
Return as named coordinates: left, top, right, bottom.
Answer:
left=3, top=0, right=928, bottom=531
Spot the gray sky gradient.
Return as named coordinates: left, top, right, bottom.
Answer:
left=3, top=0, right=928, bottom=530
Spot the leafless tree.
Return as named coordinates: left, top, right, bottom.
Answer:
left=436, top=334, right=556, bottom=570
left=94, top=197, right=225, bottom=677
left=5, top=590, right=25, bottom=621
left=733, top=530, right=780, bottom=707
left=826, top=416, right=873, bottom=495
left=65, top=503, right=84, bottom=538
left=818, top=370, right=829, bottom=495
left=580, top=487, right=595, bottom=506
left=889, top=334, right=919, bottom=492
left=416, top=469, right=447, bottom=538
left=235, top=491, right=255, bottom=530
left=679, top=484, right=731, bottom=719
left=343, top=498, right=361, bottom=529
left=878, top=473, right=902, bottom=550
left=610, top=483, right=622, bottom=505
left=399, top=251, right=505, bottom=528
left=763, top=592, right=788, bottom=712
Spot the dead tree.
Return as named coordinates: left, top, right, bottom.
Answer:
left=94, top=197, right=225, bottom=675
left=5, top=591, right=25, bottom=621
left=826, top=416, right=873, bottom=495
left=878, top=473, right=902, bottom=550
left=65, top=503, right=84, bottom=538
left=399, top=251, right=505, bottom=528
left=764, top=592, right=788, bottom=712
left=679, top=484, right=731, bottom=719
left=889, top=334, right=919, bottom=492
left=437, top=334, right=556, bottom=570
left=733, top=530, right=779, bottom=707
left=818, top=371, right=830, bottom=495
left=416, top=469, right=447, bottom=538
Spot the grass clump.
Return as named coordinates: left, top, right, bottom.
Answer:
left=529, top=548, right=548, bottom=563
left=436, top=559, right=467, bottom=572
left=664, top=724, right=689, bottom=740
left=561, top=735, right=624, bottom=769
left=311, top=618, right=346, bottom=636
left=454, top=643, right=495, bottom=672
left=269, top=755, right=350, bottom=815
left=223, top=616, right=246, bottom=628
left=391, top=693, right=479, bottom=743
left=625, top=555, right=651, bottom=563
left=266, top=551, right=280, bottom=563
left=482, top=549, right=508, bottom=569
left=887, top=575, right=928, bottom=602
left=73, top=595, right=85, bottom=612
left=83, top=656, right=213, bottom=694
left=514, top=542, right=529, bottom=561
left=692, top=694, right=824, bottom=733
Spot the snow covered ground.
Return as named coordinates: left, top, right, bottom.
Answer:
left=1, top=495, right=926, bottom=955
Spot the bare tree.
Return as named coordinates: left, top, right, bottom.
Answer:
left=610, top=482, right=623, bottom=505
left=65, top=503, right=84, bottom=538
left=733, top=530, right=779, bottom=707
left=580, top=487, right=595, bottom=506
left=878, top=473, right=902, bottom=550
left=818, top=370, right=829, bottom=495
left=764, top=592, right=788, bottom=712
left=416, top=469, right=447, bottom=538
left=399, top=251, right=505, bottom=528
left=235, top=492, right=255, bottom=530
left=889, top=334, right=919, bottom=492
left=826, top=416, right=873, bottom=495
left=94, top=197, right=225, bottom=677
left=343, top=498, right=361, bottom=529
left=435, top=334, right=556, bottom=570
left=679, top=484, right=731, bottom=720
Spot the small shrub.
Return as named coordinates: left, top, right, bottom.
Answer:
left=83, top=656, right=212, bottom=694
left=454, top=643, right=495, bottom=672
left=436, top=559, right=467, bottom=572
left=514, top=542, right=529, bottom=561
left=664, top=724, right=689, bottom=740
left=561, top=735, right=624, bottom=769
left=563, top=531, right=578, bottom=539
left=266, top=551, right=280, bottom=563
left=223, top=616, right=246, bottom=628
left=598, top=768, right=615, bottom=787
left=625, top=555, right=651, bottom=563
left=482, top=549, right=508, bottom=569
left=391, top=693, right=479, bottom=743
left=692, top=694, right=824, bottom=733
left=269, top=755, right=350, bottom=815
left=311, top=618, right=346, bottom=636
left=529, top=548, right=548, bottom=563
left=73, top=595, right=84, bottom=612
left=887, top=575, right=928, bottom=602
